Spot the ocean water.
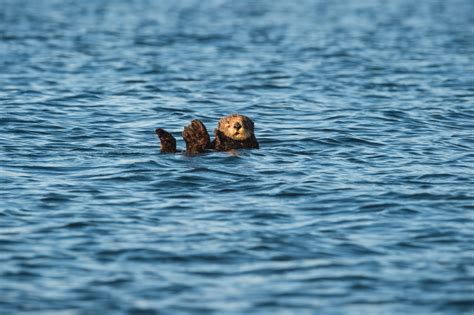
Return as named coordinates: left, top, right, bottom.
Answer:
left=1, top=0, right=473, bottom=314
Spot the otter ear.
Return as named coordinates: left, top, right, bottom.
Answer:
left=218, top=118, right=229, bottom=128
left=245, top=118, right=254, bottom=130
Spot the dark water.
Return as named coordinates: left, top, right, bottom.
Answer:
left=1, top=0, right=474, bottom=314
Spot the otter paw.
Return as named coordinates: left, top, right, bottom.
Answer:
left=213, top=129, right=229, bottom=151
left=155, top=128, right=177, bottom=153
left=182, top=119, right=211, bottom=154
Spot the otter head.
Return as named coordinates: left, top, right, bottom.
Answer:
left=217, top=114, right=255, bottom=141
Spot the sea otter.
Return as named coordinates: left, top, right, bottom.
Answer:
left=155, top=114, right=259, bottom=154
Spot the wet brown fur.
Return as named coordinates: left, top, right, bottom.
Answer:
left=155, top=114, right=259, bottom=154
left=155, top=128, right=177, bottom=153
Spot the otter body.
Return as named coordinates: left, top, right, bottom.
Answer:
left=156, top=114, right=259, bottom=154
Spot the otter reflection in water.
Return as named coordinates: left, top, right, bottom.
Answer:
left=156, top=114, right=259, bottom=154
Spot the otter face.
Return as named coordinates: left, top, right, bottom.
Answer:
left=217, top=114, right=255, bottom=141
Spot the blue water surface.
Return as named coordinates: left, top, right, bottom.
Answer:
left=1, top=0, right=474, bottom=314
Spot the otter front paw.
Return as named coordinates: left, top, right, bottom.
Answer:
left=213, top=129, right=228, bottom=151
left=182, top=119, right=211, bottom=154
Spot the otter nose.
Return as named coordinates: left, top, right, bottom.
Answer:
left=234, top=122, right=242, bottom=130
